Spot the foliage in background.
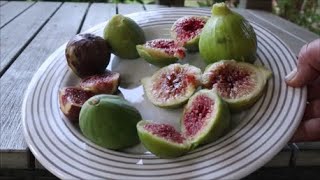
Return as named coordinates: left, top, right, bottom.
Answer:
left=273, top=0, right=320, bottom=35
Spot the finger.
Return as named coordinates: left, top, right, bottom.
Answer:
left=303, top=99, right=320, bottom=120
left=285, top=39, right=320, bottom=87
left=291, top=118, right=320, bottom=142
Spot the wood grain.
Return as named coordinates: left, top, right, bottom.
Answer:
left=0, top=2, right=88, bottom=168
left=117, top=3, right=144, bottom=15
left=0, top=2, right=61, bottom=75
left=0, top=1, right=35, bottom=28
left=80, top=3, right=116, bottom=33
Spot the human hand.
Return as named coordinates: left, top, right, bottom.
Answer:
left=285, top=38, right=320, bottom=142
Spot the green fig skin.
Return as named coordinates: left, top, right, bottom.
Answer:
left=202, top=60, right=272, bottom=112
left=79, top=95, right=142, bottom=150
left=104, top=15, right=146, bottom=59
left=199, top=3, right=257, bottom=64
left=137, top=120, right=191, bottom=158
left=181, top=89, right=231, bottom=149
left=136, top=45, right=178, bottom=67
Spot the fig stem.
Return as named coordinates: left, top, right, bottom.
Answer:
left=211, top=3, right=231, bottom=16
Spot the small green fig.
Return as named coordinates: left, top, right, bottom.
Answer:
left=104, top=14, right=146, bottom=59
left=79, top=95, right=141, bottom=150
left=199, top=3, right=257, bottom=64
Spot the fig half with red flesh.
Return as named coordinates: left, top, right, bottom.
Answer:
left=136, top=39, right=186, bottom=67
left=79, top=70, right=120, bottom=94
left=181, top=89, right=230, bottom=148
left=137, top=120, right=190, bottom=158
left=142, top=63, right=202, bottom=108
left=59, top=87, right=94, bottom=121
left=202, top=60, right=272, bottom=111
left=171, top=16, right=208, bottom=52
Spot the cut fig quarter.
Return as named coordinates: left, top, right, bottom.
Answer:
left=137, top=120, right=190, bottom=158
left=142, top=63, right=202, bottom=108
left=202, top=60, right=272, bottom=111
left=136, top=39, right=186, bottom=67
left=181, top=89, right=230, bottom=148
left=171, top=16, right=208, bottom=52
left=58, top=87, right=94, bottom=122
left=79, top=70, right=120, bottom=94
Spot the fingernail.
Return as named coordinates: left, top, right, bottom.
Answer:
left=285, top=68, right=297, bottom=82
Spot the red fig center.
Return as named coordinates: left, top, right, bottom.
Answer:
left=153, top=67, right=196, bottom=100
left=144, top=123, right=185, bottom=143
left=183, top=95, right=214, bottom=137
left=173, top=18, right=206, bottom=42
left=146, top=39, right=185, bottom=58
left=206, top=64, right=255, bottom=99
left=63, top=88, right=93, bottom=105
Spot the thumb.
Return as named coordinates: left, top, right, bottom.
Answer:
left=285, top=39, right=320, bottom=87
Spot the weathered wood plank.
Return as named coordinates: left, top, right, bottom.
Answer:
left=0, top=1, right=8, bottom=6
left=81, top=3, right=116, bottom=32
left=144, top=4, right=167, bottom=11
left=0, top=2, right=89, bottom=168
left=117, top=3, right=144, bottom=15
left=0, top=2, right=61, bottom=75
left=248, top=10, right=319, bottom=43
left=234, top=8, right=307, bottom=55
left=0, top=1, right=35, bottom=28
left=295, top=150, right=320, bottom=166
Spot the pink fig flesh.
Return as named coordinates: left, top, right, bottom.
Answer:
left=152, top=65, right=198, bottom=102
left=203, top=63, right=255, bottom=99
left=59, top=87, right=94, bottom=121
left=145, top=39, right=186, bottom=59
left=172, top=16, right=206, bottom=43
left=79, top=71, right=120, bottom=94
left=144, top=123, right=185, bottom=144
left=182, top=94, right=214, bottom=137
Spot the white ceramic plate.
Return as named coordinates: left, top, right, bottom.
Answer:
left=22, top=8, right=306, bottom=179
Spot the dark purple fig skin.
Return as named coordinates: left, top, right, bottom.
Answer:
left=79, top=70, right=120, bottom=94
left=65, top=33, right=111, bottom=78
left=59, top=87, right=94, bottom=122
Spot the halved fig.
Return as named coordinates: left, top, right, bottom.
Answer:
left=181, top=89, right=230, bottom=148
left=59, top=87, right=94, bottom=121
left=171, top=16, right=208, bottom=52
left=202, top=60, right=272, bottom=111
left=137, top=120, right=190, bottom=158
left=142, top=63, right=202, bottom=108
left=136, top=39, right=186, bottom=67
left=79, top=70, right=120, bottom=94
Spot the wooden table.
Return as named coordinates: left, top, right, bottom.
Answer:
left=1, top=1, right=319, bottom=178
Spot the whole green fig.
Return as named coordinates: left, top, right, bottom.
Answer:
left=199, top=3, right=257, bottom=64
left=79, top=95, right=142, bottom=150
left=104, top=14, right=146, bottom=59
